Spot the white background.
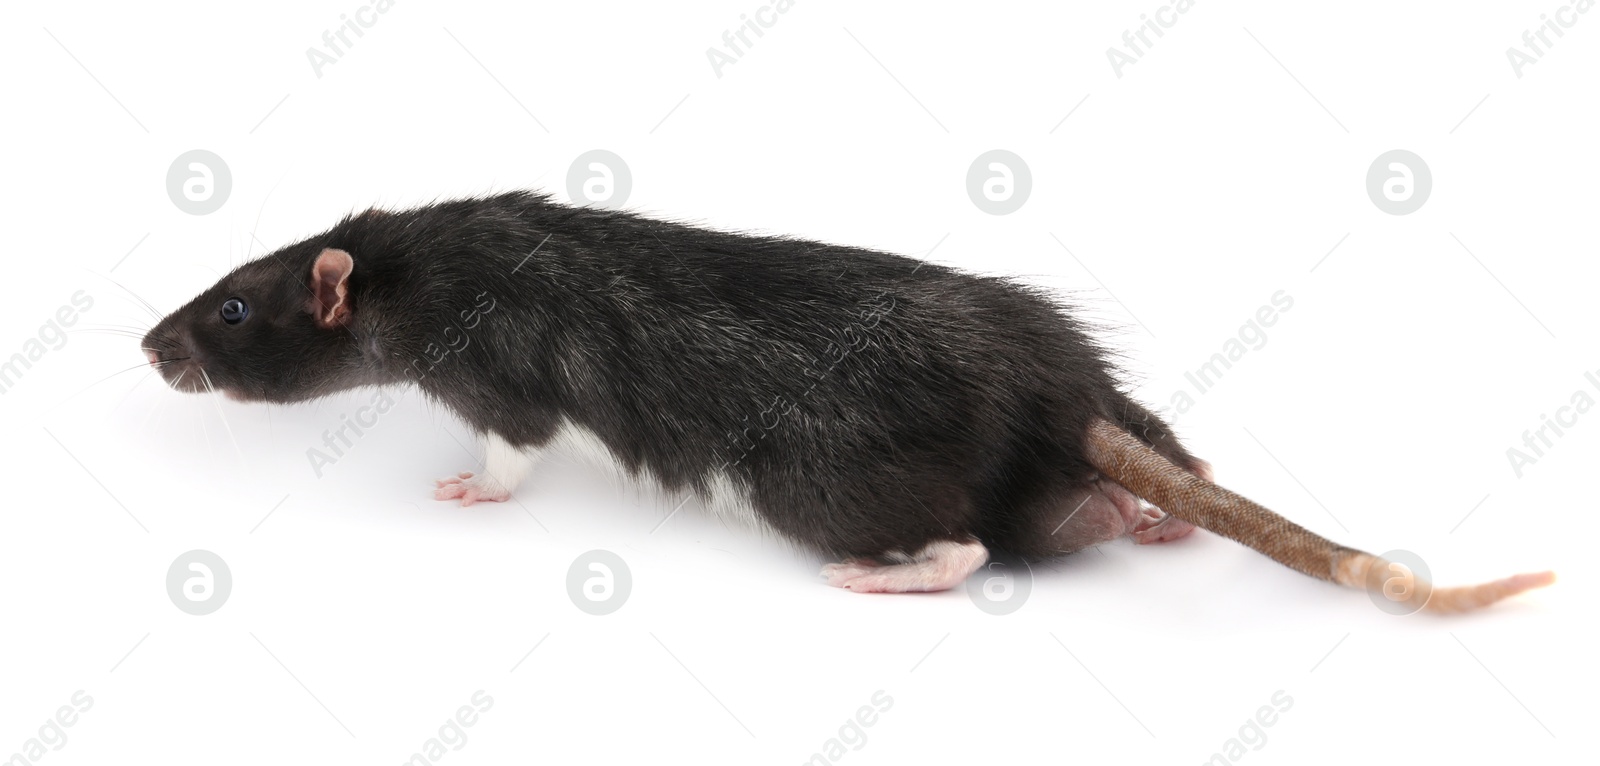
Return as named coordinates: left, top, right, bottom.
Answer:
left=2, top=1, right=1594, bottom=763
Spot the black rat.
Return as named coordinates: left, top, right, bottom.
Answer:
left=141, top=191, right=1552, bottom=612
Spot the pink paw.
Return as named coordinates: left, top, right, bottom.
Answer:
left=820, top=542, right=988, bottom=593
left=433, top=471, right=512, bottom=507
left=1132, top=507, right=1196, bottom=544
left=821, top=559, right=881, bottom=589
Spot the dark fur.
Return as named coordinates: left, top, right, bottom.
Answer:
left=145, top=191, right=1203, bottom=559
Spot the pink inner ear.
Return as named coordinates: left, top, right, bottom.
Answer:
left=310, top=248, right=354, bottom=327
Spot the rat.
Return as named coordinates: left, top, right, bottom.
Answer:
left=142, top=191, right=1553, bottom=612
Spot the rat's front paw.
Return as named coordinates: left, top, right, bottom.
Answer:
left=433, top=471, right=512, bottom=506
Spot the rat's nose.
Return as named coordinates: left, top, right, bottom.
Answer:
left=146, top=350, right=160, bottom=366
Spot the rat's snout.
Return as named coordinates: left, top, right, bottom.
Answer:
left=142, top=327, right=209, bottom=393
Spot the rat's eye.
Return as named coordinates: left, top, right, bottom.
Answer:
left=220, top=298, right=249, bottom=325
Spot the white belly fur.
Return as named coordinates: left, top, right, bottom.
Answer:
left=542, top=419, right=771, bottom=534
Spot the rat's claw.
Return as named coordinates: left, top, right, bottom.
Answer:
left=433, top=472, right=510, bottom=506
left=434, top=471, right=475, bottom=488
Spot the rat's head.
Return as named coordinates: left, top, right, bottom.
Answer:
left=143, top=245, right=366, bottom=402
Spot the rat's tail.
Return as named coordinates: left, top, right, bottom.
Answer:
left=1083, top=419, right=1554, bottom=613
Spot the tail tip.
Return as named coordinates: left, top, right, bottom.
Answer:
left=1423, top=569, right=1556, bottom=614
left=1341, top=552, right=1556, bottom=614
left=1505, top=570, right=1557, bottom=593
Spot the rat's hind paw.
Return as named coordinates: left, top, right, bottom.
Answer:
left=433, top=471, right=512, bottom=506
left=1131, top=506, right=1196, bottom=544
left=821, top=541, right=988, bottom=593
left=434, top=471, right=474, bottom=487
left=821, top=559, right=880, bottom=587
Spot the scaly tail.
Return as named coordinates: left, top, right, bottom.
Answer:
left=1084, top=419, right=1554, bottom=614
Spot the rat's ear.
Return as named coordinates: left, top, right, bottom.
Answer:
left=308, top=248, right=355, bottom=328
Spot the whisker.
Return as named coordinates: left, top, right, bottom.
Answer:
left=100, top=274, right=165, bottom=322
left=199, top=368, right=244, bottom=462
left=112, top=368, right=157, bottom=412
left=57, top=360, right=159, bottom=405
left=136, top=375, right=174, bottom=434
left=84, top=323, right=154, bottom=333
left=247, top=170, right=290, bottom=261
left=191, top=370, right=212, bottom=449
left=75, top=328, right=151, bottom=340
